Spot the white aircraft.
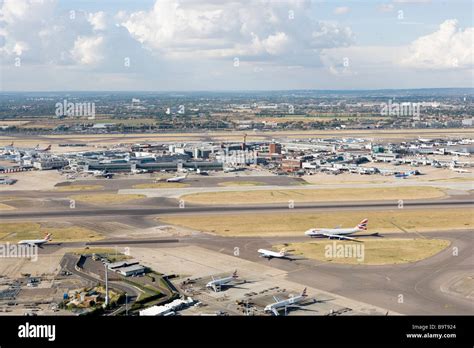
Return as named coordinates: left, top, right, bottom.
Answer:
left=258, top=248, right=293, bottom=260
left=166, top=173, right=188, bottom=182
left=18, top=233, right=52, bottom=247
left=264, top=288, right=308, bottom=316
left=305, top=219, right=368, bottom=241
left=206, top=270, right=238, bottom=292
left=84, top=170, right=114, bottom=178
left=450, top=165, right=470, bottom=173
left=451, top=151, right=470, bottom=157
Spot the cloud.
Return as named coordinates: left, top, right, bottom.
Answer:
left=334, top=6, right=350, bottom=15
left=401, top=19, right=473, bottom=69
left=120, top=0, right=353, bottom=66
left=88, top=11, right=107, bottom=31
left=70, top=36, right=104, bottom=65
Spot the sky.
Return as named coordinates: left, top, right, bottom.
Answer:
left=0, top=0, right=472, bottom=91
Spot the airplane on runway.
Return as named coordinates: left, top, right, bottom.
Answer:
left=305, top=219, right=368, bottom=241
left=264, top=288, right=308, bottom=316
left=258, top=248, right=293, bottom=260
left=206, top=270, right=238, bottom=292
left=166, top=173, right=188, bottom=182
left=18, top=233, right=52, bottom=247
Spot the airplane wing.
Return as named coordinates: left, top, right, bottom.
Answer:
left=271, top=308, right=280, bottom=316
left=321, top=233, right=359, bottom=241
left=212, top=284, right=217, bottom=292
left=286, top=305, right=302, bottom=310
left=272, top=296, right=281, bottom=302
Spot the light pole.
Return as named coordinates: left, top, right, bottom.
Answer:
left=125, top=293, right=128, bottom=316
left=104, top=264, right=109, bottom=307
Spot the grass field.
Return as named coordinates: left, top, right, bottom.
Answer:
left=0, top=203, right=15, bottom=210
left=0, top=222, right=103, bottom=242
left=132, top=182, right=190, bottom=189
left=274, top=238, right=450, bottom=265
left=158, top=208, right=472, bottom=237
left=69, top=193, right=146, bottom=205
left=55, top=184, right=104, bottom=192
left=180, top=186, right=446, bottom=205
left=218, top=181, right=266, bottom=187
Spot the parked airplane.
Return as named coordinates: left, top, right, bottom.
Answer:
left=18, top=233, right=52, bottom=247
left=450, top=151, right=470, bottom=157
left=34, top=144, right=52, bottom=152
left=206, top=270, right=238, bottom=292
left=450, top=165, right=470, bottom=173
left=258, top=248, right=293, bottom=260
left=166, top=173, right=188, bottom=182
left=264, top=288, right=308, bottom=316
left=305, top=219, right=368, bottom=241
left=394, top=170, right=418, bottom=179
left=85, top=170, right=114, bottom=179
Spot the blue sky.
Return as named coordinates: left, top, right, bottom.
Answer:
left=1, top=0, right=472, bottom=91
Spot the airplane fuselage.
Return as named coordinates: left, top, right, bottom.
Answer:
left=206, top=276, right=234, bottom=289
left=18, top=239, right=48, bottom=246
left=264, top=295, right=305, bottom=313
left=305, top=227, right=358, bottom=237
left=258, top=249, right=285, bottom=258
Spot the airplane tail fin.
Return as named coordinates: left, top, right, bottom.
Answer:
left=301, top=288, right=307, bottom=297
left=232, top=270, right=238, bottom=279
left=279, top=248, right=287, bottom=256
left=357, top=218, right=368, bottom=230
left=44, top=233, right=52, bottom=241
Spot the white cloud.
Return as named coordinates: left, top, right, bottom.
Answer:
left=70, top=36, right=104, bottom=65
left=88, top=11, right=107, bottom=31
left=120, top=0, right=353, bottom=65
left=334, top=6, right=350, bottom=15
left=401, top=19, right=473, bottom=69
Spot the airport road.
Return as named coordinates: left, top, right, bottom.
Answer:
left=60, top=254, right=140, bottom=303
left=0, top=199, right=472, bottom=220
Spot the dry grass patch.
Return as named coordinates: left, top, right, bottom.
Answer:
left=158, top=208, right=472, bottom=237
left=0, top=222, right=103, bottom=242
left=274, top=238, right=450, bottom=265
left=69, top=193, right=146, bottom=205
left=0, top=203, right=15, bottom=210
left=55, top=184, right=103, bottom=192
left=181, top=186, right=446, bottom=205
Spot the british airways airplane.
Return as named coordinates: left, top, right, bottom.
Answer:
left=18, top=233, right=52, bottom=247
left=305, top=219, right=368, bottom=241
left=264, top=288, right=308, bottom=316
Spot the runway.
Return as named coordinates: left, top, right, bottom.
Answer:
left=0, top=199, right=471, bottom=220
